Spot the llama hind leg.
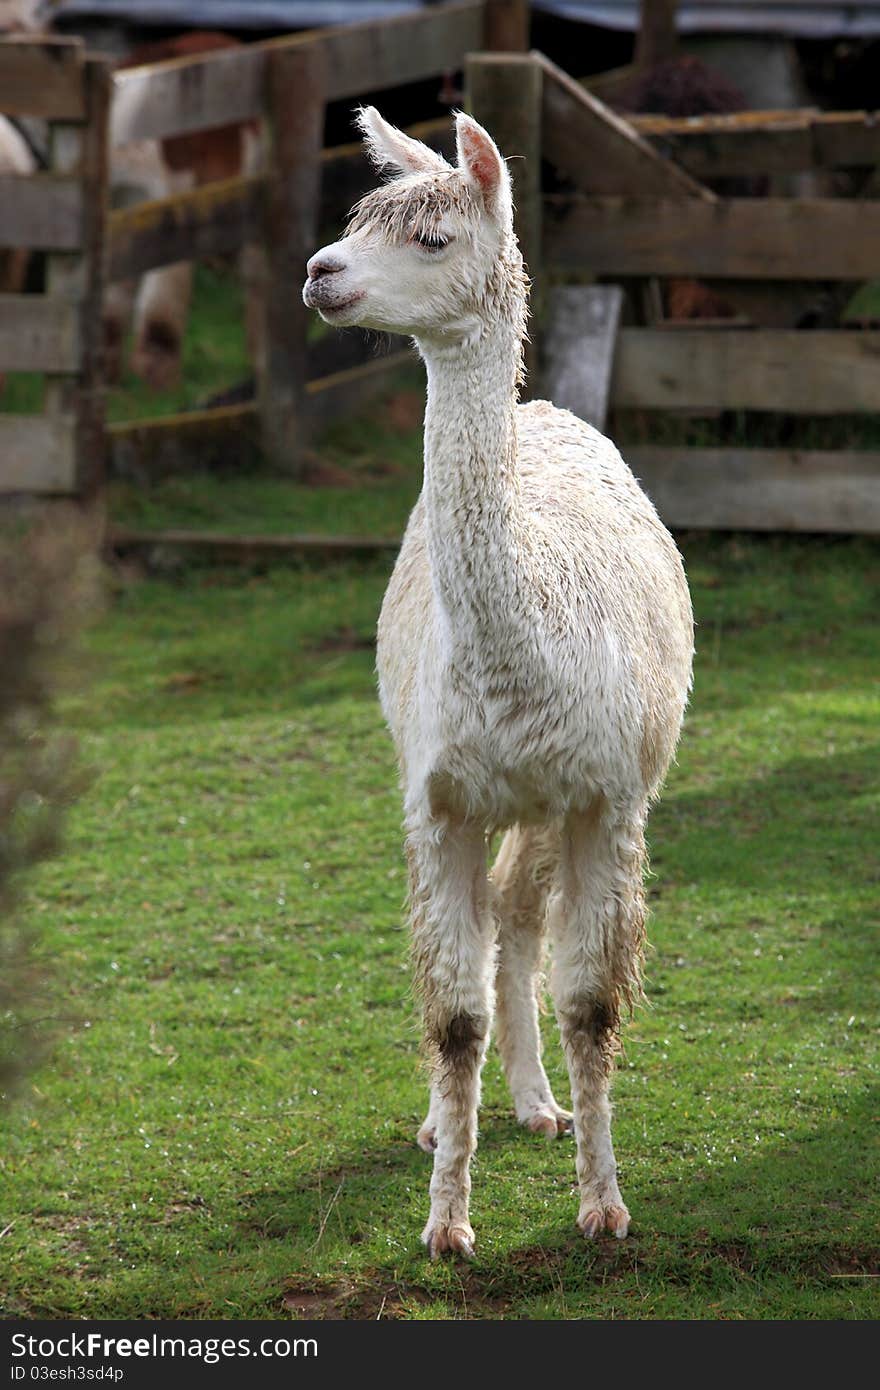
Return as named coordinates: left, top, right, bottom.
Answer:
left=493, top=824, right=572, bottom=1137
left=549, top=798, right=647, bottom=1239
left=408, top=815, right=494, bottom=1258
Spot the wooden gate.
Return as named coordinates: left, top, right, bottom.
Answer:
left=0, top=37, right=109, bottom=496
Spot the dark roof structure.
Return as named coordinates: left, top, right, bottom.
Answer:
left=52, top=0, right=880, bottom=37
left=540, top=2, right=880, bottom=37
left=53, top=1, right=430, bottom=29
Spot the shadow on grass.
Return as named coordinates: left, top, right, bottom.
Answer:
left=89, top=532, right=879, bottom=732
left=658, top=744, right=878, bottom=891
left=232, top=1083, right=878, bottom=1317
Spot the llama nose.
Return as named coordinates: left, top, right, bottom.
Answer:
left=307, top=253, right=345, bottom=281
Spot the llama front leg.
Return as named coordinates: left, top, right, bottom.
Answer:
left=549, top=799, right=647, bottom=1240
left=493, top=824, right=572, bottom=1137
left=408, top=815, right=494, bottom=1259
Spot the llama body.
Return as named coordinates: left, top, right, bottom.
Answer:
left=304, top=108, right=694, bottom=1256
left=381, top=401, right=690, bottom=828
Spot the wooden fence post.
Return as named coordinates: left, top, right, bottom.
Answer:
left=485, top=0, right=530, bottom=52
left=258, top=42, right=326, bottom=476
left=44, top=53, right=111, bottom=498
left=465, top=52, right=542, bottom=393
left=635, top=0, right=679, bottom=71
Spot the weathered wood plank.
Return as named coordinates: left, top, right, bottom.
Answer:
left=613, top=329, right=880, bottom=413
left=467, top=53, right=543, bottom=390
left=318, top=0, right=485, bottom=101
left=107, top=404, right=260, bottom=480
left=0, top=296, right=80, bottom=372
left=42, top=124, right=87, bottom=482
left=811, top=110, right=880, bottom=169
left=258, top=44, right=326, bottom=475
left=109, top=122, right=456, bottom=277
left=632, top=108, right=880, bottom=177
left=627, top=447, right=880, bottom=533
left=110, top=1, right=486, bottom=147
left=538, top=52, right=714, bottom=200
left=0, top=415, right=76, bottom=494
left=107, top=526, right=399, bottom=558
left=65, top=59, right=112, bottom=497
left=0, top=37, right=86, bottom=120
left=107, top=175, right=261, bottom=279
left=31, top=67, right=110, bottom=499
left=543, top=285, right=624, bottom=429
left=545, top=197, right=880, bottom=279
left=111, top=43, right=263, bottom=149
left=0, top=175, right=83, bottom=249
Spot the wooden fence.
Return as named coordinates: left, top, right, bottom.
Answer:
left=467, top=50, right=880, bottom=533
left=0, top=37, right=109, bottom=495
left=3, top=6, right=879, bottom=532
left=0, top=0, right=525, bottom=496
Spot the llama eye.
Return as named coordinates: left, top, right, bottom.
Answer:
left=412, top=231, right=449, bottom=253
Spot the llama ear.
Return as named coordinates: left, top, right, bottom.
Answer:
left=454, top=112, right=513, bottom=224
left=355, top=106, right=450, bottom=176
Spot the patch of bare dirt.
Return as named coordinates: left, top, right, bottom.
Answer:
left=282, top=1286, right=351, bottom=1318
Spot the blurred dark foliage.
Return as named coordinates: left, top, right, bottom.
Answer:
left=618, top=53, right=747, bottom=118
left=617, top=54, right=763, bottom=322
left=0, top=506, right=100, bottom=1104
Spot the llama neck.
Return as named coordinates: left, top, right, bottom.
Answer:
left=418, top=312, right=530, bottom=642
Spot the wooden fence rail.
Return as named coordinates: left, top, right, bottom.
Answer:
left=612, top=330, right=880, bottom=414
left=0, top=174, right=84, bottom=249
left=106, top=124, right=458, bottom=281
left=631, top=108, right=880, bottom=178
left=626, top=449, right=880, bottom=534
left=0, top=297, right=81, bottom=374
left=544, top=197, right=880, bottom=280
left=109, top=0, right=486, bottom=147
left=107, top=176, right=260, bottom=280
left=0, top=36, right=89, bottom=119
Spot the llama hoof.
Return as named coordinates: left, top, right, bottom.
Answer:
left=422, top=1220, right=475, bottom=1261
left=416, top=1121, right=437, bottom=1153
left=524, top=1105, right=573, bottom=1138
left=577, top=1203, right=630, bottom=1241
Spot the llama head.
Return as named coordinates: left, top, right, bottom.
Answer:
left=303, top=107, right=523, bottom=343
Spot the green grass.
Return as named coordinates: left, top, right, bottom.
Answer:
left=106, top=380, right=425, bottom=540
left=1, top=459, right=877, bottom=1318
left=1, top=263, right=879, bottom=1319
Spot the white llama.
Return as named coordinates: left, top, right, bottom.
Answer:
left=303, top=108, right=694, bottom=1258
